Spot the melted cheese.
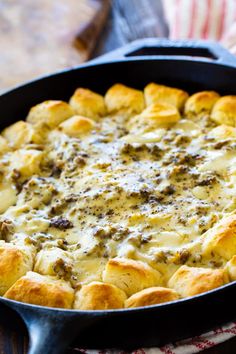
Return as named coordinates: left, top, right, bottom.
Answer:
left=0, top=87, right=236, bottom=293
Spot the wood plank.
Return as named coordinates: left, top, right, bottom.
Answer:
left=0, top=0, right=109, bottom=92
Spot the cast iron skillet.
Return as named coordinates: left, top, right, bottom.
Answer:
left=0, top=38, right=236, bottom=354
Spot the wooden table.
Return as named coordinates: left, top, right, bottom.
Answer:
left=0, top=0, right=110, bottom=92
left=0, top=0, right=236, bottom=353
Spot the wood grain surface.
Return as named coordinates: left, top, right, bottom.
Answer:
left=0, top=0, right=235, bottom=353
left=0, top=0, right=109, bottom=92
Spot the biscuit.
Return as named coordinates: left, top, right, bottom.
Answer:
left=4, top=271, right=74, bottom=308
left=225, top=255, right=236, bottom=281
left=202, top=215, right=236, bottom=260
left=0, top=242, right=34, bottom=295
left=144, top=83, right=188, bottom=110
left=129, top=103, right=180, bottom=133
left=211, top=96, right=236, bottom=126
left=27, top=100, right=74, bottom=128
left=125, top=286, right=179, bottom=308
left=74, top=281, right=127, bottom=310
left=2, top=121, right=42, bottom=148
left=105, top=84, right=145, bottom=116
left=184, top=91, right=220, bottom=117
left=103, top=257, right=161, bottom=296
left=59, top=115, right=95, bottom=137
left=168, top=265, right=228, bottom=297
left=69, top=88, right=106, bottom=120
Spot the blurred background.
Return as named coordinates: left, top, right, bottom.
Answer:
left=0, top=0, right=236, bottom=93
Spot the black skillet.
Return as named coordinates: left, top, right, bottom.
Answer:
left=0, top=38, right=236, bottom=354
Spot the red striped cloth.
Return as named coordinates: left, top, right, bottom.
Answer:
left=163, top=0, right=236, bottom=40
left=73, top=321, right=236, bottom=353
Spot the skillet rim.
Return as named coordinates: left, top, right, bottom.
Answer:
left=1, top=54, right=236, bottom=99
left=1, top=278, right=235, bottom=315
left=1, top=55, right=236, bottom=316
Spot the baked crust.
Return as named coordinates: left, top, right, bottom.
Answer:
left=74, top=281, right=127, bottom=310
left=69, top=88, right=106, bottom=120
left=168, top=265, right=228, bottom=297
left=102, top=257, right=161, bottom=296
left=34, top=247, right=73, bottom=278
left=4, top=271, right=74, bottom=308
left=0, top=184, right=17, bottom=214
left=129, top=103, right=180, bottom=133
left=0, top=242, right=34, bottom=295
left=209, top=124, right=236, bottom=139
left=202, top=215, right=236, bottom=260
left=211, top=96, right=236, bottom=126
left=2, top=121, right=42, bottom=148
left=144, top=83, right=189, bottom=110
left=0, top=136, right=9, bottom=155
left=184, top=91, right=220, bottom=117
left=58, top=115, right=95, bottom=137
left=27, top=100, right=74, bottom=128
left=9, top=149, right=44, bottom=179
left=225, top=255, right=236, bottom=280
left=125, top=286, right=179, bottom=308
left=105, top=84, right=145, bottom=116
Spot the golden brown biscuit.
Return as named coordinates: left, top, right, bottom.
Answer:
left=168, top=265, right=228, bottom=297
left=129, top=103, right=180, bottom=133
left=184, top=91, right=220, bottom=117
left=202, top=214, right=236, bottom=260
left=209, top=124, right=236, bottom=139
left=27, top=100, right=74, bottom=128
left=0, top=183, right=17, bottom=214
left=125, top=286, right=179, bottom=308
left=4, top=271, right=74, bottom=308
left=211, top=96, right=236, bottom=126
left=34, top=248, right=73, bottom=279
left=2, top=121, right=42, bottom=149
left=105, top=84, right=145, bottom=116
left=102, top=257, right=161, bottom=296
left=0, top=136, right=10, bottom=154
left=0, top=242, right=34, bottom=295
left=74, top=281, right=127, bottom=310
left=9, top=149, right=44, bottom=179
left=144, top=83, right=188, bottom=110
left=58, top=115, right=95, bottom=137
left=69, top=88, right=106, bottom=120
left=225, top=255, right=236, bottom=280
left=72, top=258, right=107, bottom=284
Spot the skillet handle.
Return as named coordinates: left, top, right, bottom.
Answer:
left=18, top=306, right=82, bottom=354
left=1, top=300, right=89, bottom=354
left=92, top=38, right=236, bottom=67
left=23, top=310, right=74, bottom=354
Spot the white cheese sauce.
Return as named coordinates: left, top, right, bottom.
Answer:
left=0, top=112, right=235, bottom=285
